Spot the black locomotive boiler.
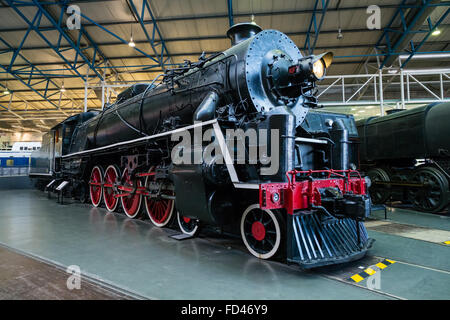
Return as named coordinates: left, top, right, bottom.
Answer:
left=31, top=23, right=372, bottom=268
left=357, top=102, right=450, bottom=213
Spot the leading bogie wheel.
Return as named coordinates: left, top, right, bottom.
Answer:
left=177, top=211, right=200, bottom=236
left=89, top=166, right=104, bottom=207
left=144, top=166, right=175, bottom=227
left=240, top=204, right=284, bottom=260
left=120, top=168, right=143, bottom=218
left=103, top=165, right=120, bottom=212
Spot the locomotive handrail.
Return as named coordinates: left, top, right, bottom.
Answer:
left=62, top=119, right=218, bottom=159
left=286, top=169, right=363, bottom=187
left=295, top=137, right=328, bottom=144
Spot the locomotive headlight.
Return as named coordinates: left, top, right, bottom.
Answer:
left=311, top=52, right=334, bottom=80
left=313, top=60, right=325, bottom=79
left=288, top=51, right=334, bottom=85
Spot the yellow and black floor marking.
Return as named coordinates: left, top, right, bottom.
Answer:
left=349, top=259, right=396, bottom=283
left=443, top=241, right=450, bottom=245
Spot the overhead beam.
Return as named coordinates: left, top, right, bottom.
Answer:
left=0, top=34, right=69, bottom=112
left=400, top=8, right=450, bottom=68
left=76, top=11, right=165, bottom=66
left=0, top=4, right=433, bottom=33
left=3, top=44, right=449, bottom=80
left=5, top=1, right=168, bottom=81
left=0, top=93, right=24, bottom=120
left=30, top=0, right=103, bottom=79
left=5, top=0, right=96, bottom=80
left=0, top=97, right=98, bottom=103
left=57, top=1, right=122, bottom=82
left=6, top=24, right=449, bottom=54
left=127, top=0, right=173, bottom=69
left=227, top=0, right=234, bottom=27
left=376, top=0, right=442, bottom=68
left=1, top=27, right=386, bottom=51
left=303, top=0, right=330, bottom=55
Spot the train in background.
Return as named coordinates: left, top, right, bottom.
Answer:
left=357, top=102, right=450, bottom=213
left=30, top=22, right=373, bottom=269
left=0, top=142, right=41, bottom=173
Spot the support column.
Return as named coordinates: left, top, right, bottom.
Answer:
left=378, top=69, right=384, bottom=115
left=400, top=69, right=405, bottom=109
left=84, top=80, right=88, bottom=113
left=101, top=81, right=105, bottom=110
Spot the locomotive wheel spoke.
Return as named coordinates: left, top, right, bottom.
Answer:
left=120, top=168, right=142, bottom=219
left=89, top=166, right=103, bottom=207
left=409, top=167, right=449, bottom=213
left=144, top=166, right=175, bottom=227
left=103, top=165, right=120, bottom=212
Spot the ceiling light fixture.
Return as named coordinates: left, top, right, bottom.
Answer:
left=128, top=25, right=135, bottom=47
left=337, top=5, right=343, bottom=40
left=60, top=70, right=66, bottom=92
left=3, top=77, right=10, bottom=95
left=432, top=29, right=441, bottom=36
left=337, top=27, right=343, bottom=40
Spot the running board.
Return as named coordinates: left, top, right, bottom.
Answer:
left=287, top=213, right=374, bottom=269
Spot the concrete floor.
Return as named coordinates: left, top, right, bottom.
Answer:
left=0, top=245, right=131, bottom=299
left=0, top=189, right=448, bottom=300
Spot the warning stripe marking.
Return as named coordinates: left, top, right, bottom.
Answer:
left=349, top=259, right=396, bottom=283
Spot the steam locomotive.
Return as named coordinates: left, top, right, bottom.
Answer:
left=357, top=102, right=450, bottom=213
left=30, top=23, right=372, bottom=268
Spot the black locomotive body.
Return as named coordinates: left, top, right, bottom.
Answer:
left=31, top=23, right=372, bottom=268
left=357, top=102, right=450, bottom=213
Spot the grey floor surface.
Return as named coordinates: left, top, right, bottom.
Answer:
left=0, top=189, right=448, bottom=300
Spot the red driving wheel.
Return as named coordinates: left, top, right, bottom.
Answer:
left=144, top=167, right=175, bottom=227
left=89, top=166, right=103, bottom=207
left=103, top=165, right=120, bottom=212
left=120, top=168, right=142, bottom=218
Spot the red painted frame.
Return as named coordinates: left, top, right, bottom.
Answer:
left=259, top=169, right=367, bottom=214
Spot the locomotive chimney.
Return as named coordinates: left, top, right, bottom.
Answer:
left=226, top=22, right=262, bottom=46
